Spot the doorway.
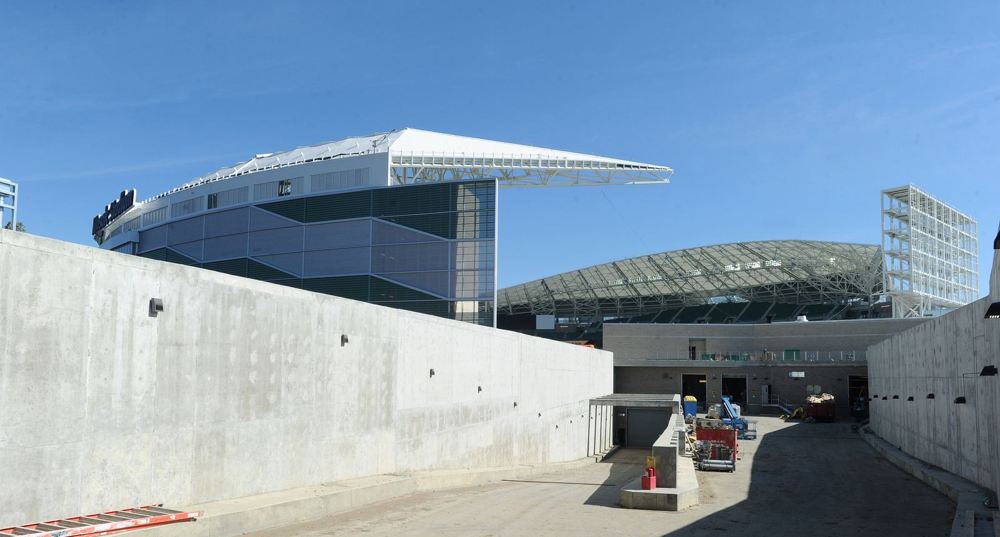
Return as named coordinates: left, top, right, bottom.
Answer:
left=722, top=376, right=748, bottom=408
left=682, top=374, right=707, bottom=411
left=688, top=338, right=706, bottom=360
left=849, top=375, right=869, bottom=419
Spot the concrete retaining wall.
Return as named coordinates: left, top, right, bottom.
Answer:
left=868, top=237, right=1000, bottom=500
left=0, top=231, right=613, bottom=528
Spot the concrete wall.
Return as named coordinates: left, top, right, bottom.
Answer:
left=868, top=236, right=1000, bottom=498
left=0, top=231, right=613, bottom=528
left=615, top=364, right=866, bottom=416
left=605, top=318, right=926, bottom=360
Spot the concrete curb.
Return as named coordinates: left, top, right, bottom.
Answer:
left=858, top=426, right=997, bottom=537
left=134, top=457, right=605, bottom=537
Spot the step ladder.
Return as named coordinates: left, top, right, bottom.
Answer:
left=0, top=505, right=201, bottom=536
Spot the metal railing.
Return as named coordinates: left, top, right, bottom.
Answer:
left=635, top=349, right=866, bottom=363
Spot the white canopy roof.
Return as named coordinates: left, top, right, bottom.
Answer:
left=152, top=128, right=672, bottom=202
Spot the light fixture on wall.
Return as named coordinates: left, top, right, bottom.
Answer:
left=927, top=393, right=935, bottom=399
left=954, top=396, right=967, bottom=404
left=985, top=302, right=1000, bottom=320
left=429, top=368, right=435, bottom=378
left=340, top=334, right=349, bottom=346
left=148, top=298, right=164, bottom=317
left=980, top=365, right=998, bottom=377
left=892, top=395, right=899, bottom=399
left=881, top=396, right=887, bottom=400
left=907, top=396, right=914, bottom=401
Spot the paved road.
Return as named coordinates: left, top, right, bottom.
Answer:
left=247, top=417, right=953, bottom=537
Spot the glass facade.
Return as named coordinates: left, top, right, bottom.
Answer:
left=135, top=180, right=496, bottom=325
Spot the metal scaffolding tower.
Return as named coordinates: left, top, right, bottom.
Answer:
left=0, top=178, right=17, bottom=231
left=882, top=184, right=979, bottom=318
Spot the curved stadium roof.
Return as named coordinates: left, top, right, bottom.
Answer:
left=498, top=240, right=884, bottom=318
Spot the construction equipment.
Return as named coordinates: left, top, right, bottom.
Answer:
left=693, top=419, right=737, bottom=472
left=718, top=396, right=757, bottom=440
left=0, top=505, right=200, bottom=537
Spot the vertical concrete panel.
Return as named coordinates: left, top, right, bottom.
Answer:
left=0, top=231, right=613, bottom=528
left=867, top=248, right=999, bottom=496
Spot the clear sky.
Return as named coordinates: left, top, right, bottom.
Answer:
left=1, top=1, right=998, bottom=292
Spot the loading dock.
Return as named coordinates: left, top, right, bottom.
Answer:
left=589, top=393, right=682, bottom=449
left=682, top=374, right=707, bottom=411
left=722, top=375, right=748, bottom=408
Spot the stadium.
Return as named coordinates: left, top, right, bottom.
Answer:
left=498, top=239, right=889, bottom=343
left=92, top=128, right=672, bottom=326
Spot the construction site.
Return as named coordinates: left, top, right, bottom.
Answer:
left=0, top=120, right=996, bottom=537
left=1, top=209, right=998, bottom=536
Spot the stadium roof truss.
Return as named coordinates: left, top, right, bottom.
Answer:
left=499, top=240, right=885, bottom=318
left=389, top=154, right=671, bottom=187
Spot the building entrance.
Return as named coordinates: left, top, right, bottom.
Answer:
left=722, top=376, right=748, bottom=408
left=682, top=374, right=707, bottom=411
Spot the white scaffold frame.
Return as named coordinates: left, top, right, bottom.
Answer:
left=882, top=184, right=979, bottom=318
left=0, top=177, right=17, bottom=231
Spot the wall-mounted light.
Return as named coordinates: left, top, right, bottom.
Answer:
left=882, top=396, right=887, bottom=400
left=513, top=401, right=518, bottom=408
left=954, top=396, right=967, bottom=404
left=429, top=368, right=435, bottom=378
left=148, top=298, right=164, bottom=317
left=927, top=393, right=935, bottom=399
left=985, top=302, right=1000, bottom=320
left=892, top=395, right=899, bottom=399
left=477, top=386, right=483, bottom=393
left=340, top=334, right=349, bottom=347
left=907, top=396, right=914, bottom=401
left=981, top=365, right=998, bottom=377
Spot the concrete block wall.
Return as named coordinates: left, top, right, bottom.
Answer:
left=868, top=235, right=1000, bottom=498
left=0, top=231, right=613, bottom=528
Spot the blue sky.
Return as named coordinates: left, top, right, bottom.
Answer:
left=1, top=1, right=998, bottom=292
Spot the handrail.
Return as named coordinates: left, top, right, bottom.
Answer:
left=636, top=349, right=865, bottom=362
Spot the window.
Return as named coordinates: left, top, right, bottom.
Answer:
left=278, top=179, right=293, bottom=197
left=207, top=193, right=218, bottom=209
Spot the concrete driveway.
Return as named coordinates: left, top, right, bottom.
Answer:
left=246, top=417, right=953, bottom=537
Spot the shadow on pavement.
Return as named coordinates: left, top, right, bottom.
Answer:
left=583, top=448, right=648, bottom=507
left=658, top=420, right=953, bottom=537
